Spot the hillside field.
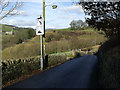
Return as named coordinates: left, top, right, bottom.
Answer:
left=2, top=28, right=107, bottom=60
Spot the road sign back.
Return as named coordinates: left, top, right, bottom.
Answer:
left=36, top=17, right=44, bottom=35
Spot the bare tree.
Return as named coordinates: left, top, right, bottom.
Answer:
left=0, top=0, right=23, bottom=21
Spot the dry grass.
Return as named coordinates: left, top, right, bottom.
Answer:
left=2, top=30, right=106, bottom=60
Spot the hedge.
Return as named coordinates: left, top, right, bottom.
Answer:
left=2, top=57, right=41, bottom=85
left=2, top=49, right=89, bottom=86
left=96, top=36, right=120, bottom=88
left=2, top=54, right=68, bottom=85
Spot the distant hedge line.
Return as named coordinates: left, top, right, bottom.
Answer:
left=2, top=54, right=67, bottom=85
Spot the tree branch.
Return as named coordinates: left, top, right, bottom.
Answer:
left=0, top=1, right=23, bottom=21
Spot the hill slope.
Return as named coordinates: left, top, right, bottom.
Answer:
left=2, top=29, right=106, bottom=60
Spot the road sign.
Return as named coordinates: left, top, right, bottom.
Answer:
left=36, top=16, right=44, bottom=35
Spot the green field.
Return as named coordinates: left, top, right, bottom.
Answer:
left=53, top=28, right=72, bottom=31
left=2, top=25, right=36, bottom=49
left=2, top=25, right=13, bottom=32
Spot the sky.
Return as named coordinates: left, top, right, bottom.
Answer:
left=1, top=0, right=85, bottom=29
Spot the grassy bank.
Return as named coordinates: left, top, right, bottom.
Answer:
left=97, top=36, right=120, bottom=88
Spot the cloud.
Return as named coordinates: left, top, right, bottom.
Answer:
left=6, top=19, right=16, bottom=24
left=2, top=19, right=35, bottom=27
left=10, top=10, right=26, bottom=15
left=18, top=10, right=26, bottom=15
left=19, top=26, right=36, bottom=29
left=58, top=14, right=77, bottom=19
left=20, top=2, right=43, bottom=17
left=60, top=5, right=84, bottom=14
left=1, top=2, right=85, bottom=29
left=46, top=25, right=56, bottom=29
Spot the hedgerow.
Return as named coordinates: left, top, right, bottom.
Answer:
left=2, top=54, right=68, bottom=85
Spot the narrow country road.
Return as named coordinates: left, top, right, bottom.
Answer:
left=6, top=55, right=98, bottom=88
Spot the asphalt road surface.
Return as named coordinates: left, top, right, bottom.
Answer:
left=6, top=55, right=98, bottom=88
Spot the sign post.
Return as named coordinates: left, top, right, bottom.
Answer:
left=40, top=35, right=43, bottom=70
left=36, top=16, right=44, bottom=70
left=36, top=0, right=57, bottom=70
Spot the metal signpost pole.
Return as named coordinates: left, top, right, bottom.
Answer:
left=40, top=35, right=43, bottom=70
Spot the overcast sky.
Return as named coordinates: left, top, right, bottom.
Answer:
left=1, top=0, right=85, bottom=29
